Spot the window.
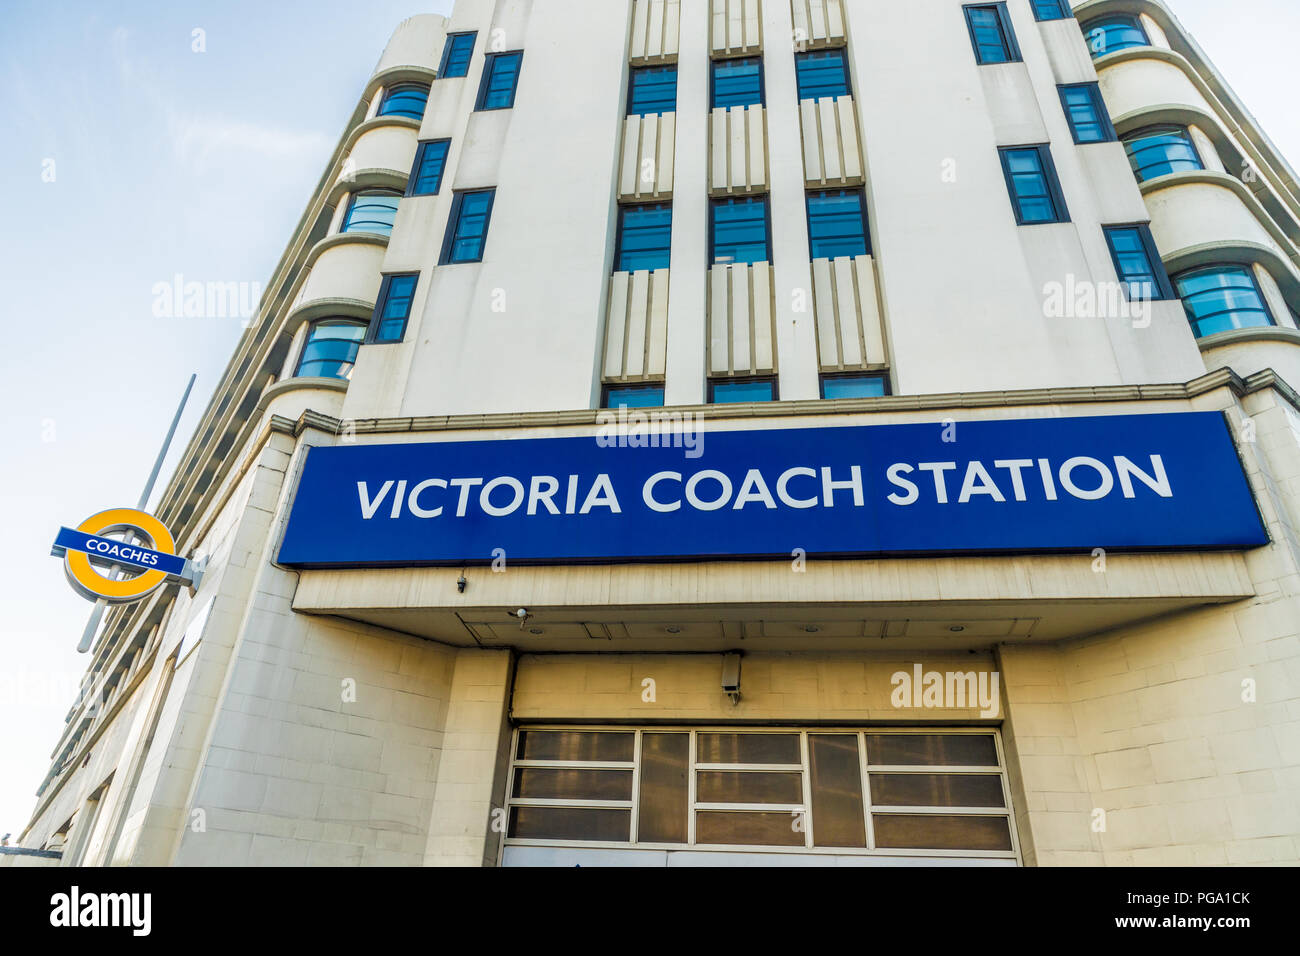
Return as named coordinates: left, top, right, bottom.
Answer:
left=368, top=274, right=419, bottom=344
left=820, top=373, right=889, bottom=399
left=711, top=56, right=764, bottom=109
left=503, top=728, right=1017, bottom=858
left=806, top=189, right=870, bottom=259
left=615, top=202, right=673, bottom=273
left=1122, top=126, right=1202, bottom=183
left=998, top=145, right=1069, bottom=224
left=1031, top=0, right=1071, bottom=19
left=709, top=377, right=777, bottom=403
left=296, top=320, right=367, bottom=379
left=477, top=51, right=523, bottom=110
left=1058, top=83, right=1115, bottom=144
left=439, top=188, right=496, bottom=264
left=794, top=49, right=850, bottom=102
left=602, top=384, right=665, bottom=409
left=1081, top=15, right=1148, bottom=57
left=628, top=65, right=678, bottom=116
left=377, top=83, right=429, bottom=120
left=1103, top=225, right=1172, bottom=301
left=438, top=31, right=477, bottom=78
left=710, top=196, right=770, bottom=265
left=1174, top=265, right=1275, bottom=338
left=964, top=4, right=1021, bottom=64
left=341, top=189, right=401, bottom=237
left=408, top=140, right=451, bottom=196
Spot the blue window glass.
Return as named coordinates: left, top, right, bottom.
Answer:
left=710, top=196, right=770, bottom=265
left=712, top=57, right=764, bottom=109
left=806, top=189, right=869, bottom=260
left=1174, top=265, right=1274, bottom=338
left=1031, top=0, right=1070, bottom=20
left=1081, top=15, right=1148, bottom=57
left=628, top=65, right=677, bottom=116
left=438, top=32, right=477, bottom=78
left=998, top=146, right=1068, bottom=224
left=378, top=83, right=429, bottom=120
left=820, top=374, right=889, bottom=400
left=1104, top=225, right=1171, bottom=301
left=615, top=203, right=673, bottom=273
left=408, top=140, right=451, bottom=196
left=794, top=49, right=850, bottom=102
left=296, top=320, right=366, bottom=379
left=603, top=384, right=665, bottom=409
left=710, top=378, right=776, bottom=404
left=369, top=274, right=419, bottom=343
left=440, top=189, right=496, bottom=264
left=342, top=190, right=401, bottom=237
left=1058, top=83, right=1114, bottom=144
left=964, top=4, right=1020, bottom=64
left=1122, top=126, right=1202, bottom=183
left=477, top=51, right=523, bottom=110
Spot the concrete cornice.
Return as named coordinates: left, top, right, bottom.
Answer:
left=1198, top=326, right=1300, bottom=352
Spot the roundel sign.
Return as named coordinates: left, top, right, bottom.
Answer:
left=51, top=508, right=199, bottom=604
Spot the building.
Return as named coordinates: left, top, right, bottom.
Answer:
left=14, top=0, right=1300, bottom=868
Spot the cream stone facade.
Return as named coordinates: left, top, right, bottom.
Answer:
left=11, top=0, right=1300, bottom=867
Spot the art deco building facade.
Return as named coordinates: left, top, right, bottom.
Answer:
left=12, top=0, right=1300, bottom=867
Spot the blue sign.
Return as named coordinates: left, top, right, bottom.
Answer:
left=53, top=527, right=189, bottom=577
left=276, top=411, right=1268, bottom=567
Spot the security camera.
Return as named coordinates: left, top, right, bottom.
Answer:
left=721, top=653, right=742, bottom=704
left=457, top=573, right=467, bottom=593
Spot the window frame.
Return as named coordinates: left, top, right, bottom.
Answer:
left=1173, top=263, right=1277, bottom=338
left=438, top=187, right=497, bottom=265
left=627, top=64, right=679, bottom=117
left=1102, top=223, right=1175, bottom=301
left=819, top=372, right=891, bottom=400
left=377, top=82, right=430, bottom=120
left=805, top=187, right=872, bottom=260
left=1080, top=14, right=1149, bottom=58
left=437, top=31, right=478, bottom=78
left=708, top=376, right=779, bottom=404
left=406, top=139, right=452, bottom=197
left=340, top=188, right=403, bottom=237
left=475, top=50, right=524, bottom=111
left=710, top=55, right=766, bottom=110
left=1121, top=125, right=1204, bottom=183
left=295, top=318, right=368, bottom=379
left=366, top=272, right=420, bottom=345
left=962, top=3, right=1022, bottom=65
left=601, top=383, right=667, bottom=410
left=613, top=201, right=674, bottom=274
left=1057, top=82, right=1116, bottom=144
left=998, top=144, right=1070, bottom=225
left=1030, top=0, right=1071, bottom=21
left=793, top=47, right=852, bottom=102
left=708, top=194, right=773, bottom=267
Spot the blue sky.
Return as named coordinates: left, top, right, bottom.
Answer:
left=0, top=0, right=1295, bottom=842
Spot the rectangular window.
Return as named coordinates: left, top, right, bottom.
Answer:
left=439, top=188, right=496, bottom=264
left=964, top=4, right=1021, bottom=64
left=438, top=32, right=477, bottom=78
left=794, top=48, right=850, bottom=102
left=806, top=188, right=870, bottom=259
left=614, top=202, right=673, bottom=273
left=998, top=145, right=1069, bottom=224
left=711, top=56, right=764, bottom=109
left=709, top=377, right=777, bottom=403
left=476, top=51, right=523, bottom=110
left=820, top=372, right=889, bottom=399
left=1104, top=224, right=1173, bottom=300
left=602, top=383, right=665, bottom=409
left=368, top=273, right=419, bottom=343
left=1058, top=83, right=1115, bottom=144
left=628, top=65, right=678, bottom=116
left=710, top=196, right=770, bottom=265
left=1031, top=0, right=1071, bottom=20
left=407, top=139, right=451, bottom=196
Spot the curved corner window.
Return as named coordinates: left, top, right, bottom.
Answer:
left=342, top=190, right=401, bottom=237
left=1081, top=15, right=1148, bottom=58
left=1173, top=265, right=1275, bottom=338
left=378, top=82, right=430, bottom=120
left=1122, top=126, right=1202, bottom=183
left=296, top=320, right=367, bottom=379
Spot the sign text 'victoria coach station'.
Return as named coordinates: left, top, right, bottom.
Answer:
left=276, top=412, right=1269, bottom=567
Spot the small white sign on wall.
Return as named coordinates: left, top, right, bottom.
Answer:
left=175, top=596, right=214, bottom=668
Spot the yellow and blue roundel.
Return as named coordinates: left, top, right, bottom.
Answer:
left=51, top=508, right=194, bottom=604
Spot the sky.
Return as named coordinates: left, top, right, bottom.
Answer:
left=0, top=0, right=1296, bottom=842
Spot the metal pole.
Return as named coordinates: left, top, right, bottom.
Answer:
left=76, top=373, right=197, bottom=654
